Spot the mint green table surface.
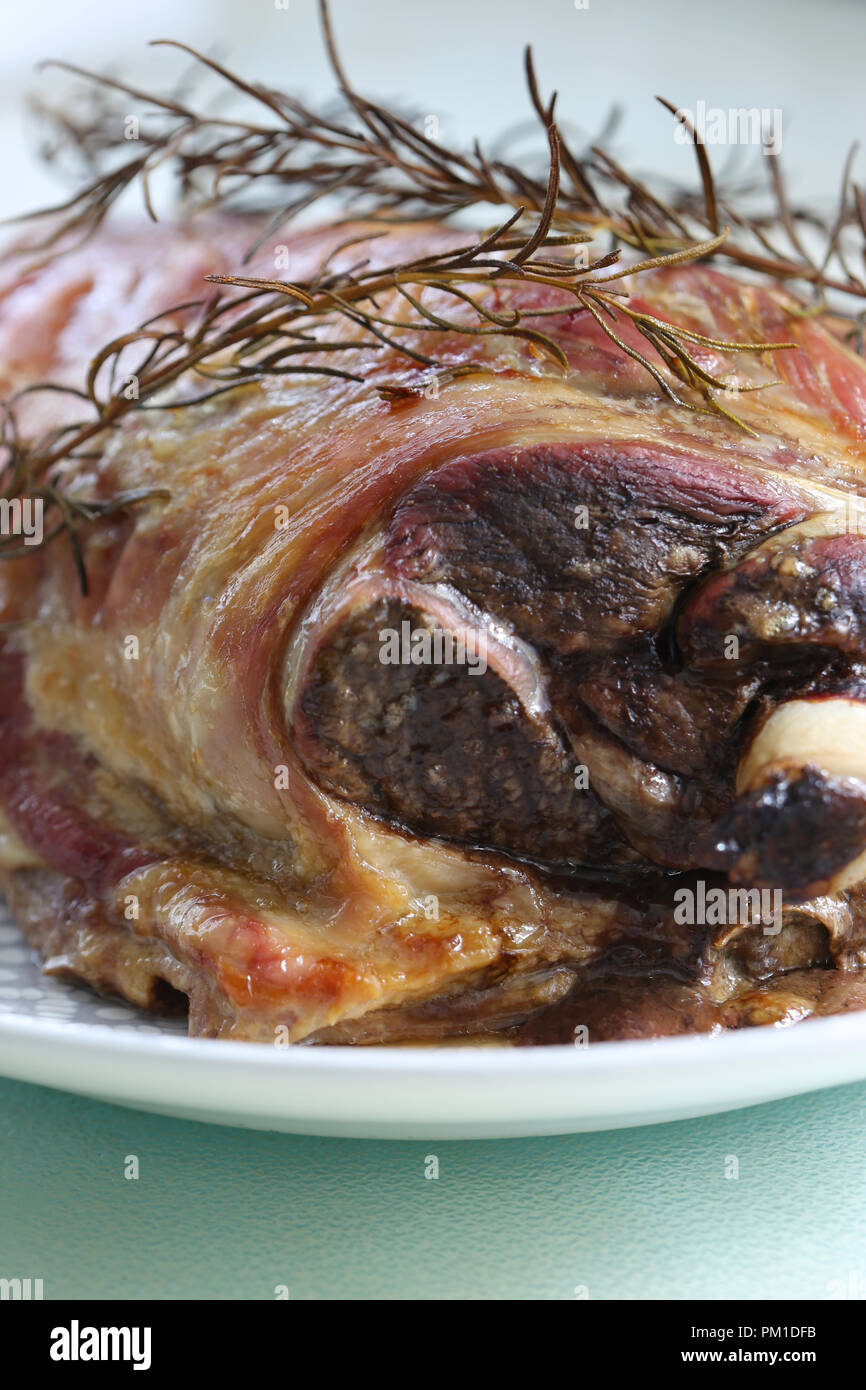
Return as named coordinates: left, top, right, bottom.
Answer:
left=1, top=1076, right=865, bottom=1300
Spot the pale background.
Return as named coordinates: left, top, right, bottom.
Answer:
left=1, top=0, right=865, bottom=218
left=2, top=0, right=866, bottom=1302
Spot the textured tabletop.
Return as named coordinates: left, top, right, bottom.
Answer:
left=1, top=1075, right=864, bottom=1301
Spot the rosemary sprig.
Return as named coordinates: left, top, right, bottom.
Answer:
left=15, top=2, right=864, bottom=301
left=5, top=0, right=853, bottom=582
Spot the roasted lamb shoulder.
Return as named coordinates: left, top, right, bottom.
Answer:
left=3, top=215, right=866, bottom=1043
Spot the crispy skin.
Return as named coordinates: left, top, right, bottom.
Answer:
left=4, top=219, right=866, bottom=1041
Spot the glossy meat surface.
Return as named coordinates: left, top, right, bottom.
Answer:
left=4, top=217, right=866, bottom=1042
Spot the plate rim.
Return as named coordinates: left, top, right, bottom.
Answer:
left=4, top=1003, right=866, bottom=1136
left=3, top=999, right=866, bottom=1074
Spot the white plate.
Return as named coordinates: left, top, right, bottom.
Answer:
left=3, top=906, right=866, bottom=1138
